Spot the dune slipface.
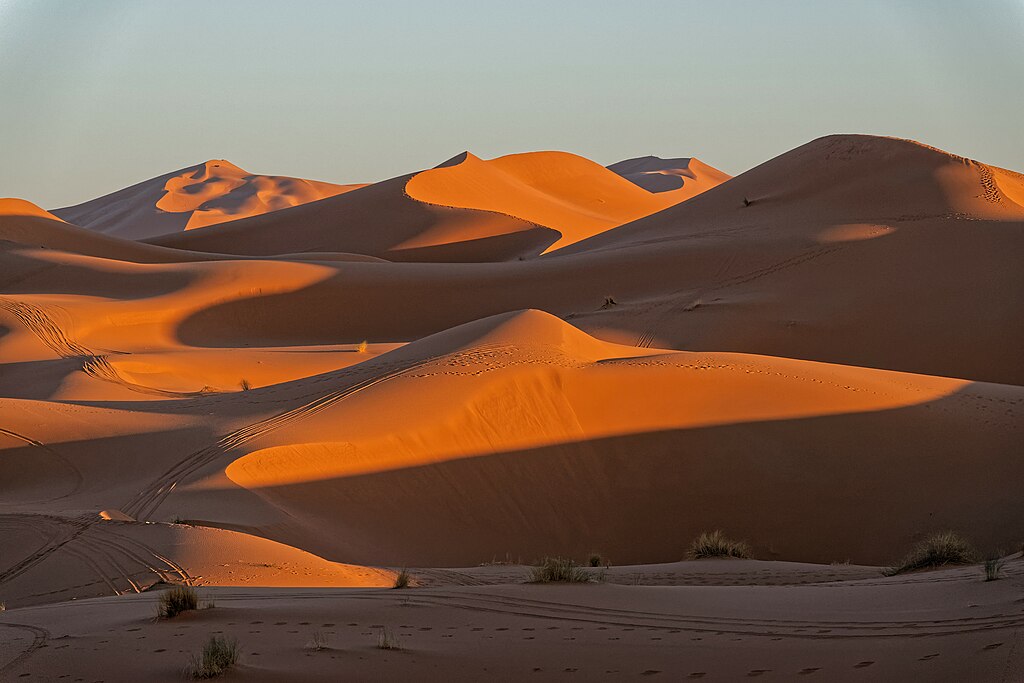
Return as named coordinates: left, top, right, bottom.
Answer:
left=1, top=134, right=1022, bottom=682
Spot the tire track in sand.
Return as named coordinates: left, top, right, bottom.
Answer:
left=0, top=622, right=50, bottom=675
left=121, top=345, right=511, bottom=521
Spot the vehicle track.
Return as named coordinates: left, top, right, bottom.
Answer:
left=0, top=514, right=193, bottom=599
left=0, top=622, right=50, bottom=674
left=0, top=427, right=83, bottom=500
left=120, top=346, right=504, bottom=521
left=404, top=590, right=1024, bottom=640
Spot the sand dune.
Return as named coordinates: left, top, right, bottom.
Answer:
left=53, top=160, right=364, bottom=240
left=149, top=149, right=704, bottom=261
left=1, top=132, right=1022, bottom=681
left=608, top=155, right=731, bottom=197
left=147, top=173, right=554, bottom=262
left=405, top=151, right=691, bottom=252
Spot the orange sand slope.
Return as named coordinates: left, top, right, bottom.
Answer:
left=53, top=160, right=364, bottom=240
left=608, top=155, right=731, bottom=197
left=147, top=172, right=555, bottom=262
left=150, top=149, right=705, bottom=261
left=405, top=151, right=695, bottom=252
left=0, top=133, right=1022, bottom=622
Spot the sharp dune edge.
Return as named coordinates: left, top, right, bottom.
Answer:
left=1, top=133, right=1023, bottom=682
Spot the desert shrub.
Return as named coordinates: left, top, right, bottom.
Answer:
left=187, top=635, right=239, bottom=678
left=984, top=557, right=1005, bottom=582
left=393, top=568, right=411, bottom=589
left=884, top=532, right=975, bottom=576
left=239, top=379, right=251, bottom=391
left=688, top=530, right=751, bottom=559
left=306, top=630, right=328, bottom=651
left=377, top=627, right=401, bottom=650
left=158, top=585, right=198, bottom=618
left=530, top=557, right=592, bottom=583
left=357, top=340, right=369, bottom=353
left=588, top=553, right=604, bottom=568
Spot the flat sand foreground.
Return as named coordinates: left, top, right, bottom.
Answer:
left=2, top=558, right=1023, bottom=681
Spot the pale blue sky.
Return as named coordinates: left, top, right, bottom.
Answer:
left=1, top=0, right=1022, bottom=208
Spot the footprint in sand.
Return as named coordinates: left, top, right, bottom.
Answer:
left=747, top=670, right=771, bottom=677
left=641, top=670, right=662, bottom=676
left=798, top=668, right=821, bottom=675
left=854, top=661, right=874, bottom=668
left=919, top=653, right=939, bottom=661
left=983, top=643, right=1003, bottom=650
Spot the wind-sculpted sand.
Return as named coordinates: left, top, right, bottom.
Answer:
left=1, top=134, right=1022, bottom=681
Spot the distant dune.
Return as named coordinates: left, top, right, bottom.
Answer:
left=405, top=150, right=691, bottom=252
left=52, top=160, right=364, bottom=240
left=607, top=155, right=731, bottom=197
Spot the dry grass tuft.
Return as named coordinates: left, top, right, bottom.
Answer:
left=884, top=532, right=975, bottom=576
left=530, top=557, right=592, bottom=583
left=688, top=530, right=751, bottom=559
left=187, top=635, right=239, bottom=678
left=158, top=585, right=198, bottom=619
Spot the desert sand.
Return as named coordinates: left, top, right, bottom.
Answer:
left=1, top=134, right=1022, bottom=681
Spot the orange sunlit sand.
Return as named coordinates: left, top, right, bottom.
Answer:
left=1, top=134, right=1022, bottom=681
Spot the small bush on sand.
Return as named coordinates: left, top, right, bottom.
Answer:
left=884, top=532, right=975, bottom=576
left=187, top=635, right=239, bottom=678
left=688, top=530, right=751, bottom=559
left=306, top=630, right=328, bottom=651
left=530, top=557, right=592, bottom=583
left=357, top=340, right=369, bottom=353
left=984, top=557, right=1005, bottom=582
left=377, top=627, right=401, bottom=650
left=239, top=379, right=251, bottom=391
left=158, top=585, right=198, bottom=618
left=588, top=553, right=604, bottom=568
left=393, top=568, right=411, bottom=589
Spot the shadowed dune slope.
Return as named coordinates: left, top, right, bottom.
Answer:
left=566, top=134, right=1024, bottom=254
left=607, top=155, right=731, bottom=197
left=53, top=160, right=364, bottom=240
left=192, top=310, right=1022, bottom=566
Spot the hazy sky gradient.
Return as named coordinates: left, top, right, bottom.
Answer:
left=1, top=0, right=1022, bottom=208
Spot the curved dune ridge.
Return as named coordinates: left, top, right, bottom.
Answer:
left=0, top=133, right=1021, bottom=641
left=405, top=150, right=693, bottom=252
left=607, top=155, right=732, bottom=196
left=53, top=160, right=364, bottom=240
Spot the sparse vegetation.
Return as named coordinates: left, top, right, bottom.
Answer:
left=357, top=340, right=369, bottom=353
left=688, top=530, right=751, bottom=559
left=307, top=630, right=329, bottom=651
left=600, top=296, right=617, bottom=309
left=588, top=553, right=605, bottom=568
left=884, top=532, right=975, bottom=576
left=742, top=196, right=752, bottom=207
left=984, top=557, right=1005, bottom=582
left=393, top=568, right=411, bottom=589
left=239, top=379, right=251, bottom=391
left=187, top=635, right=239, bottom=679
left=158, top=585, right=198, bottom=618
left=377, top=627, right=402, bottom=650
left=530, top=557, right=592, bottom=583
